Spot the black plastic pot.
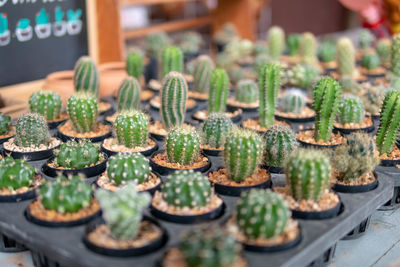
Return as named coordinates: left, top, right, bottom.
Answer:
left=3, top=144, right=60, bottom=161
left=341, top=216, right=371, bottom=240
left=261, top=164, right=283, bottom=174
left=296, top=130, right=342, bottom=150
left=380, top=158, right=400, bottom=167
left=144, top=56, right=158, bottom=83
left=366, top=73, right=385, bottom=79
left=0, top=233, right=26, bottom=252
left=242, top=229, right=301, bottom=252
left=333, top=121, right=375, bottom=135
left=99, top=100, right=114, bottom=116
left=227, top=102, right=258, bottom=113
left=57, top=123, right=112, bottom=143
left=184, top=52, right=199, bottom=64
left=101, top=138, right=159, bottom=157
left=95, top=173, right=162, bottom=195
left=150, top=131, right=166, bottom=142
left=275, top=113, right=316, bottom=123
left=0, top=134, right=13, bottom=145
left=0, top=184, right=40, bottom=203
left=332, top=175, right=378, bottom=193
left=202, top=147, right=222, bottom=157
left=291, top=201, right=342, bottom=220
left=47, top=118, right=68, bottom=130
left=215, top=42, right=226, bottom=52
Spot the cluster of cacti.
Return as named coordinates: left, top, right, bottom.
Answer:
left=280, top=89, right=306, bottom=114
left=376, top=90, right=400, bottom=155
left=0, top=113, right=11, bottom=135
left=376, top=38, right=391, bottom=65
left=67, top=92, right=98, bottom=133
left=313, top=77, right=342, bottom=142
left=319, top=39, right=336, bottom=63
left=391, top=34, right=400, bottom=77
left=73, top=56, right=99, bottom=97
left=299, top=32, right=318, bottom=66
left=39, top=175, right=92, bottom=214
left=115, top=110, right=148, bottom=148
left=234, top=79, right=258, bottom=104
left=268, top=26, right=285, bottom=61
left=36, top=8, right=49, bottom=25
left=361, top=53, right=380, bottom=70
left=96, top=182, right=150, bottom=240
left=258, top=64, right=280, bottom=127
left=145, top=31, right=171, bottom=57
left=126, top=52, right=144, bottom=80
left=264, top=125, right=298, bottom=167
left=285, top=149, right=331, bottom=201
left=15, top=113, right=50, bottom=147
left=162, top=46, right=184, bottom=77
left=166, top=125, right=200, bottom=165
left=224, top=128, right=263, bottom=181
left=0, top=13, right=8, bottom=35
left=0, top=157, right=35, bottom=191
left=236, top=189, right=290, bottom=239
left=107, top=153, right=151, bottom=186
left=336, top=94, right=365, bottom=125
left=254, top=54, right=270, bottom=73
left=333, top=132, right=379, bottom=182
left=213, top=23, right=238, bottom=44
left=337, top=37, right=356, bottom=77
left=361, top=84, right=385, bottom=115
left=254, top=41, right=268, bottom=56
left=53, top=140, right=100, bottom=169
left=359, top=29, right=374, bottom=50
left=201, top=113, right=233, bottom=149
left=228, top=67, right=246, bottom=85
left=160, top=71, right=188, bottom=130
left=193, top=55, right=214, bottom=94
left=29, top=90, right=62, bottom=121
left=286, top=64, right=319, bottom=89
left=286, top=33, right=300, bottom=57
left=208, top=68, right=230, bottom=113
left=116, top=76, right=141, bottom=112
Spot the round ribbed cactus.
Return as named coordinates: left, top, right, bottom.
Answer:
left=285, top=149, right=331, bottom=202
left=116, top=76, right=141, bottom=112
left=96, top=182, right=150, bottom=240
left=287, top=64, right=319, bottom=89
left=337, top=37, right=356, bottom=77
left=0, top=113, right=11, bottom=135
left=29, top=90, right=62, bottom=121
left=236, top=189, right=290, bottom=239
left=228, top=67, right=246, bottom=85
left=53, top=140, right=100, bottom=169
left=362, top=53, right=380, bottom=70
left=162, top=46, right=184, bottom=77
left=208, top=68, right=229, bottom=113
left=166, top=125, right=200, bottom=165
left=287, top=33, right=300, bottom=57
left=115, top=110, right=148, bottom=148
left=264, top=125, right=298, bottom=167
left=268, top=26, right=285, bottom=61
left=126, top=52, right=144, bottom=80
left=299, top=32, right=318, bottom=66
left=224, top=128, right=263, bottom=181
left=160, top=71, right=188, bottom=130
left=161, top=170, right=212, bottom=208
left=359, top=29, right=374, bottom=49
left=39, top=175, right=92, bottom=214
left=201, top=112, right=233, bottom=149
left=259, top=64, right=280, bottom=127
left=107, top=153, right=151, bottom=186
left=234, top=79, right=258, bottom=104
left=319, top=40, right=336, bottom=63
left=145, top=31, right=171, bottom=58
left=15, top=113, right=50, bottom=147
left=337, top=94, right=365, bottom=125
left=73, top=56, right=99, bottom=97
left=0, top=157, right=35, bottom=191
left=67, top=92, right=98, bottom=133
left=391, top=34, right=400, bottom=77
left=193, top=55, right=214, bottom=94
left=376, top=38, right=391, bottom=65
left=280, top=89, right=306, bottom=114
left=313, top=77, right=342, bottom=142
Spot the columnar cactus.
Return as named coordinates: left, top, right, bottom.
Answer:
left=193, top=55, right=214, bottom=94
left=126, top=52, right=144, bottom=80
left=286, top=64, right=319, bottom=89
left=73, top=56, right=99, bottom=97
left=313, top=77, right=342, bottom=142
left=53, top=140, right=100, bottom=169
left=319, top=40, right=336, bottom=63
left=264, top=125, right=298, bottom=167
left=359, top=29, right=374, bottom=50
left=285, top=149, right=331, bottom=201
left=299, top=32, right=318, bottom=65
left=376, top=38, right=391, bottom=65
left=161, top=170, right=212, bottom=208
left=29, top=90, right=62, bottom=121
left=145, top=31, right=171, bottom=58
left=280, top=89, right=306, bottom=114
left=162, top=46, right=184, bottom=77
left=15, top=113, right=50, bottom=147
left=0, top=113, right=11, bottom=135
left=236, top=189, right=290, bottom=239
left=116, top=76, right=141, bottom=112
left=259, top=64, right=280, bottom=127
left=376, top=90, right=400, bottom=155
left=337, top=37, right=356, bottom=77
left=287, top=33, right=300, bottom=57
left=96, top=182, right=150, bottom=240
left=224, top=128, right=263, bottom=181
left=208, top=68, right=229, bottom=113
left=67, top=92, right=98, bottom=133
left=0, top=157, right=35, bottom=191
left=234, top=79, right=258, bottom=104
left=362, top=53, right=380, bottom=70
left=39, top=175, right=92, bottom=214
left=201, top=113, right=233, bottom=149
left=391, top=34, right=400, bottom=77
left=166, top=125, right=200, bottom=165
left=268, top=26, right=285, bottom=61
left=107, top=153, right=151, bottom=186
left=336, top=94, right=365, bottom=124
left=115, top=110, right=148, bottom=148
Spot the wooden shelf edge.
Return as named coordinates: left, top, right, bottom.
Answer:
left=121, top=0, right=197, bottom=6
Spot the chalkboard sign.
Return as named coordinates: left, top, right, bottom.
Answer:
left=0, top=0, right=88, bottom=86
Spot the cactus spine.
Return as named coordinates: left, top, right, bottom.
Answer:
left=299, top=32, right=318, bottom=66
left=201, top=113, right=233, bottom=149
left=336, top=94, right=365, bottom=124
left=73, top=56, right=99, bottom=97
left=264, top=125, right=298, bottom=167
left=391, top=34, right=400, bottom=77
left=116, top=76, right=141, bottom=112
left=208, top=68, right=229, bottom=113
left=53, top=140, right=100, bottom=169
left=0, top=157, right=35, bottom=191
left=162, top=46, right=184, bottom=77
left=15, top=113, right=50, bottom=147
left=29, top=90, right=62, bottom=121
left=0, top=113, right=11, bottom=135
left=337, top=37, right=356, bottom=77
left=115, top=110, right=148, bottom=148
left=287, top=33, right=300, bottom=57
left=268, top=26, right=285, bottom=61
left=281, top=89, right=306, bottom=114
left=126, top=52, right=144, bottom=80
left=166, top=125, right=200, bottom=165
left=376, top=38, right=391, bottom=65
left=193, top=55, right=214, bottom=94
left=107, top=153, right=151, bottom=186
left=235, top=79, right=258, bottom=104
left=67, top=92, right=98, bottom=133
left=258, top=64, right=280, bottom=127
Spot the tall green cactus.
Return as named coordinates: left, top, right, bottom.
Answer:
left=201, top=113, right=233, bottom=149
left=53, top=140, right=100, bottom=169
left=67, top=92, right=98, bottom=133
left=280, top=89, right=306, bottom=114
left=126, top=52, right=144, bottom=80
left=391, top=34, right=400, bottom=77
left=376, top=38, right=391, bottom=65
left=264, top=125, right=298, bottom=167
left=73, top=56, right=99, bottom=97
left=208, top=68, right=229, bottom=113
left=0, top=113, right=11, bottom=135
left=115, top=110, right=148, bottom=148
left=193, top=55, right=214, bottom=94
left=337, top=37, right=356, bottom=77
left=29, top=90, right=62, bottom=121
left=116, top=76, right=141, bottom=112
left=287, top=33, right=300, bottom=57
left=299, top=32, right=318, bottom=66
left=162, top=46, right=184, bottom=77
left=0, top=157, right=35, bottom=191
left=107, top=153, right=151, bottom=186
left=15, top=113, right=50, bottom=147
left=258, top=64, right=280, bottom=127
left=166, top=125, right=200, bottom=165
left=234, top=79, right=258, bottom=104
left=336, top=94, right=365, bottom=124
left=268, top=26, right=285, bottom=61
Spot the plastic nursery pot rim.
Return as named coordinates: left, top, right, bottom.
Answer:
left=192, top=111, right=242, bottom=124
left=41, top=153, right=108, bottom=178
left=275, top=113, right=316, bottom=123
left=291, top=199, right=342, bottom=220
left=333, top=121, right=375, bottom=135
left=57, top=123, right=112, bottom=143
left=261, top=164, right=284, bottom=174
left=3, top=144, right=60, bottom=161
left=226, top=102, right=259, bottom=113
left=296, top=131, right=341, bottom=150
left=379, top=158, right=400, bottom=167
left=82, top=216, right=168, bottom=257
left=332, top=172, right=379, bottom=193
left=47, top=118, right=68, bottom=130
left=150, top=132, right=165, bottom=142
left=0, top=175, right=42, bottom=203
left=101, top=137, right=159, bottom=158
left=201, top=147, right=222, bottom=157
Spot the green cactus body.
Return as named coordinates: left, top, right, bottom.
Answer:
left=391, top=34, right=400, bottom=77
left=0, top=113, right=11, bottom=135
left=319, top=40, right=336, bottom=63
left=285, top=149, right=331, bottom=201
left=299, top=32, right=318, bottom=65
left=0, top=13, right=8, bottom=35
left=162, top=46, right=184, bottom=77
left=67, top=92, right=98, bottom=133
left=116, top=76, right=141, bottom=112
left=215, top=52, right=233, bottom=69
left=73, top=56, right=99, bottom=97
left=287, top=64, right=319, bottom=89
left=201, top=113, right=233, bottom=149
left=0, top=157, right=35, bottom=191
left=53, top=140, right=100, bottom=169
left=280, top=89, right=306, bottom=114
left=361, top=84, right=385, bottom=115
left=39, top=175, right=92, bottom=214
left=359, top=29, right=374, bottom=49
left=193, top=55, right=214, bottom=94
left=160, top=71, right=188, bottom=130
left=126, top=52, right=144, bottom=80
left=29, top=90, right=62, bottom=121
left=236, top=189, right=290, bottom=239
left=287, top=34, right=300, bottom=57
left=268, top=26, right=285, bottom=61
left=96, top=182, right=150, bottom=240
left=36, top=8, right=49, bottom=25
left=145, top=32, right=171, bottom=58
left=336, top=94, right=365, bottom=125
left=208, top=68, right=229, bottom=113
left=234, top=79, right=258, bottom=104
left=376, top=90, right=400, bottom=155
left=264, top=125, right=298, bottom=167
left=15, top=113, right=50, bottom=147
left=337, top=37, right=356, bottom=77
left=377, top=38, right=391, bottom=65
left=224, top=128, right=263, bottom=181
left=166, top=125, right=200, bottom=165
left=362, top=53, right=380, bottom=70
left=115, top=110, right=148, bottom=148
left=161, top=170, right=212, bottom=208
left=228, top=67, right=246, bottom=85
left=107, top=153, right=151, bottom=185
left=214, top=23, right=238, bottom=45
left=254, top=41, right=268, bottom=56
left=258, top=64, right=280, bottom=127
left=254, top=54, right=270, bottom=73
left=313, top=77, right=342, bottom=142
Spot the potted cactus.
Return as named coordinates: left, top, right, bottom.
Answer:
left=359, top=52, right=385, bottom=78
left=227, top=79, right=259, bottom=112
left=360, top=83, right=385, bottom=119
left=357, top=29, right=375, bottom=59
left=26, top=174, right=100, bottom=227
left=285, top=33, right=300, bottom=61
left=200, top=112, right=233, bottom=156
left=42, top=139, right=107, bottom=178
left=3, top=113, right=61, bottom=161
left=376, top=38, right=391, bottom=68
left=208, top=128, right=270, bottom=196
left=151, top=170, right=223, bottom=223
left=299, top=32, right=321, bottom=71
left=268, top=26, right=285, bottom=62
left=254, top=40, right=268, bottom=56
left=0, top=113, right=13, bottom=144
left=179, top=31, right=203, bottom=63
left=34, top=8, right=51, bottom=39
left=96, top=152, right=161, bottom=194
left=188, top=55, right=215, bottom=101
left=318, top=39, right=337, bottom=71
left=275, top=88, right=316, bottom=122
left=213, top=23, right=239, bottom=52
left=144, top=31, right=171, bottom=82
left=285, top=64, right=320, bottom=91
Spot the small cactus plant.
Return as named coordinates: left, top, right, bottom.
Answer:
left=391, top=34, right=400, bottom=77
left=337, top=37, right=356, bottom=77
left=126, top=52, right=144, bottom=80
left=254, top=54, right=270, bottom=73
left=319, top=39, right=336, bottom=63
left=287, top=33, right=300, bottom=57
left=53, top=140, right=100, bottom=169
left=29, top=90, right=62, bottom=121
left=362, top=53, right=380, bottom=70
left=67, top=92, right=98, bottom=133
left=115, top=110, right=148, bottom=148
left=201, top=113, right=233, bottom=149
left=162, top=46, right=184, bottom=77
left=0, top=113, right=11, bottom=135
left=280, top=88, right=306, bottom=114
left=286, top=64, right=319, bottom=89
left=145, top=31, right=171, bottom=58
left=299, top=32, right=318, bottom=66
left=376, top=38, right=391, bottom=65
left=258, top=64, right=280, bottom=127
left=285, top=149, right=331, bottom=201
left=208, top=68, right=229, bottom=113
left=361, top=84, right=385, bottom=115
left=264, top=125, right=298, bottom=167
left=213, top=23, right=238, bottom=45
left=336, top=94, right=365, bottom=125
left=268, top=26, right=285, bottom=61
left=15, top=113, right=50, bottom=147
left=234, top=79, right=258, bottom=104
left=359, top=29, right=374, bottom=50
left=193, top=55, right=214, bottom=94
left=107, top=153, right=151, bottom=186
left=166, top=125, right=200, bottom=165
left=73, top=56, right=99, bottom=97
left=116, top=76, right=141, bottom=112
left=254, top=40, right=268, bottom=56
left=0, top=157, right=35, bottom=191
left=228, top=67, right=246, bottom=85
